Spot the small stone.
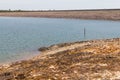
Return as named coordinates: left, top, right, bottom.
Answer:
left=74, top=70, right=78, bottom=73
left=49, top=65, right=55, bottom=69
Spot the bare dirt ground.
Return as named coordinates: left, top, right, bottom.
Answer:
left=0, top=10, right=120, bottom=20
left=1, top=38, right=120, bottom=80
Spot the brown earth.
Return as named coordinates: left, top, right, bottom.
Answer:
left=0, top=10, right=120, bottom=20
left=0, top=38, right=120, bottom=80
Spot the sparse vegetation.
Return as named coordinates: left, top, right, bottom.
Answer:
left=0, top=38, right=120, bottom=80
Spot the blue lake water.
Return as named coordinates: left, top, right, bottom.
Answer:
left=0, top=17, right=120, bottom=64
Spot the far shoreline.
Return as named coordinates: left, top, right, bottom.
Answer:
left=0, top=9, right=120, bottom=21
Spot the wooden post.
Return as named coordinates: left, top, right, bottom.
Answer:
left=84, top=27, right=86, bottom=40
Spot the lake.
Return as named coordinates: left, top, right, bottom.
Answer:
left=0, top=17, right=120, bottom=64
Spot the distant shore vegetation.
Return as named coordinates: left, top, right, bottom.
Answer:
left=0, top=9, right=120, bottom=12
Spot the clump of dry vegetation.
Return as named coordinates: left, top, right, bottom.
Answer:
left=0, top=38, right=120, bottom=80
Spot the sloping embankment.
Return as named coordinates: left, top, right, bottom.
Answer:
left=0, top=10, right=120, bottom=20
left=0, top=38, right=120, bottom=79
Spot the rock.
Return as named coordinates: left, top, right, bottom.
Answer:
left=38, top=47, right=49, bottom=52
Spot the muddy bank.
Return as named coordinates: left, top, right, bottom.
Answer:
left=0, top=38, right=120, bottom=80
left=0, top=9, right=120, bottom=20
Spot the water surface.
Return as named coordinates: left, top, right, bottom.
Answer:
left=0, top=17, right=120, bottom=63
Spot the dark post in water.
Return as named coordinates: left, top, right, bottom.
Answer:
left=84, top=27, right=86, bottom=40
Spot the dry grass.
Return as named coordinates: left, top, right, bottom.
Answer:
left=0, top=38, right=120, bottom=80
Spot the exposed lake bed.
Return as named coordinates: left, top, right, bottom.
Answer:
left=1, top=38, right=120, bottom=79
